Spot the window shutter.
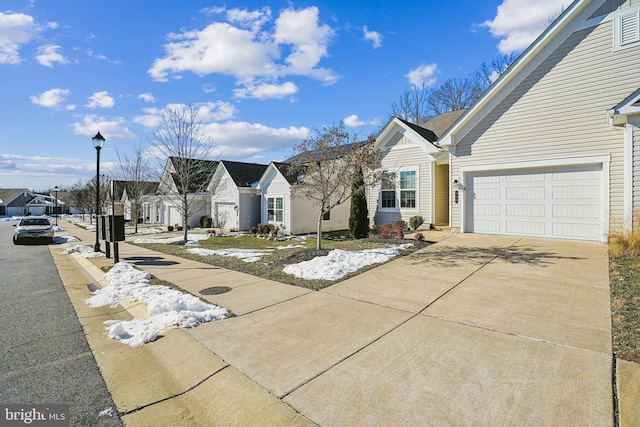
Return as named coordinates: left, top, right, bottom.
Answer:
left=620, top=11, right=640, bottom=45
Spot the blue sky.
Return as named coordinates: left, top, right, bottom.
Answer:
left=0, top=0, right=570, bottom=191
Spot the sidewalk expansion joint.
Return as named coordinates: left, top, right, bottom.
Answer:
left=418, top=237, right=525, bottom=314
left=280, top=312, right=421, bottom=400
left=117, top=365, right=231, bottom=418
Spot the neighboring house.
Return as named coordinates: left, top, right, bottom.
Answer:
left=256, top=162, right=351, bottom=235
left=150, top=157, right=218, bottom=229
left=0, top=189, right=64, bottom=216
left=208, top=160, right=268, bottom=231
left=113, top=180, right=159, bottom=222
left=0, top=189, right=34, bottom=216
left=439, top=0, right=640, bottom=242
left=370, top=112, right=464, bottom=229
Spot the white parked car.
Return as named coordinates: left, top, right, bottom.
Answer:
left=13, top=216, right=54, bottom=244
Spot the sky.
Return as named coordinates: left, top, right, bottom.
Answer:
left=0, top=0, right=571, bottom=191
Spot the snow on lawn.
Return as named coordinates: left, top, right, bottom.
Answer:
left=85, top=262, right=227, bottom=347
left=283, top=244, right=414, bottom=281
left=61, top=244, right=105, bottom=258
left=133, top=233, right=212, bottom=244
left=186, top=247, right=273, bottom=263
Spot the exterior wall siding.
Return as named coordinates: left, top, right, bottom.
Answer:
left=450, top=20, right=640, bottom=236
left=261, top=169, right=292, bottom=233
left=290, top=194, right=351, bottom=235
left=370, top=142, right=433, bottom=228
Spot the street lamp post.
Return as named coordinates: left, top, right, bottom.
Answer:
left=54, top=185, right=59, bottom=227
left=93, top=131, right=105, bottom=253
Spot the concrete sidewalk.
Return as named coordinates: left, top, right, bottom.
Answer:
left=50, top=219, right=639, bottom=426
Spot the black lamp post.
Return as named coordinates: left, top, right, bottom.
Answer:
left=54, top=185, right=59, bottom=227
left=92, top=131, right=105, bottom=252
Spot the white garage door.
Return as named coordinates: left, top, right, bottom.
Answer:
left=465, top=164, right=603, bottom=241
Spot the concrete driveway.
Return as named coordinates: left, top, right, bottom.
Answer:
left=185, top=233, right=614, bottom=426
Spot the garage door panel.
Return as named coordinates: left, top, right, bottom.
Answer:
left=466, top=164, right=602, bottom=241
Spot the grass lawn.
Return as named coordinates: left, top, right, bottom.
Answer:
left=134, top=233, right=429, bottom=290
left=609, top=255, right=640, bottom=363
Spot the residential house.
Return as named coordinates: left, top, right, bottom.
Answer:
left=369, top=111, right=464, bottom=230
left=439, top=0, right=640, bottom=242
left=0, top=189, right=34, bottom=216
left=149, top=157, right=218, bottom=229
left=112, top=180, right=159, bottom=222
left=256, top=162, right=351, bottom=235
left=208, top=160, right=268, bottom=231
left=0, top=189, right=64, bottom=217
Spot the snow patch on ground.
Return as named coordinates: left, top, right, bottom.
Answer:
left=54, top=234, right=79, bottom=244
left=60, top=244, right=105, bottom=258
left=85, top=262, right=227, bottom=347
left=283, top=244, right=414, bottom=280
left=186, top=247, right=273, bottom=263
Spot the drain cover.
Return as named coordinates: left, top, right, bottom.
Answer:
left=200, top=286, right=232, bottom=295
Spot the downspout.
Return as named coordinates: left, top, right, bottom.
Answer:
left=608, top=110, right=633, bottom=233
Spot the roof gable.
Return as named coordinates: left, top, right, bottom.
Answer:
left=0, top=188, right=31, bottom=205
left=439, top=0, right=605, bottom=148
left=375, top=116, right=440, bottom=153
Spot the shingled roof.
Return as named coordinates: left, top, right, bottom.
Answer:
left=168, top=157, right=219, bottom=193
left=221, top=160, right=268, bottom=187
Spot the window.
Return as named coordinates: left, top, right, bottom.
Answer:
left=267, top=197, right=283, bottom=222
left=400, top=171, right=416, bottom=208
left=381, top=173, right=396, bottom=208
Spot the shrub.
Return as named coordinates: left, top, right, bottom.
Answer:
left=258, top=223, right=274, bottom=234
left=349, top=169, right=369, bottom=239
left=167, top=225, right=174, bottom=232
left=249, top=226, right=257, bottom=235
left=409, top=215, right=424, bottom=230
left=378, top=223, right=394, bottom=238
left=200, top=215, right=213, bottom=228
left=414, top=232, right=424, bottom=241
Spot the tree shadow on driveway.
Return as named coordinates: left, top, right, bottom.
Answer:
left=403, top=245, right=583, bottom=268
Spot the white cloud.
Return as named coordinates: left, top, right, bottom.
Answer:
left=35, top=44, right=68, bottom=67
left=406, top=63, right=438, bottom=87
left=138, top=92, right=155, bottom=103
left=233, top=81, right=298, bottom=99
left=482, top=0, right=572, bottom=54
left=343, top=114, right=378, bottom=128
left=72, top=114, right=135, bottom=139
left=149, top=6, right=336, bottom=98
left=133, top=102, right=237, bottom=129
left=0, top=12, right=40, bottom=64
left=203, top=121, right=309, bottom=159
left=86, top=91, right=115, bottom=109
left=363, top=26, right=382, bottom=49
left=30, top=88, right=71, bottom=108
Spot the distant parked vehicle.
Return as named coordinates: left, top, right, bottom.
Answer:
left=13, top=216, right=54, bottom=245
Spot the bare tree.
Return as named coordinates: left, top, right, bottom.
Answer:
left=477, top=53, right=517, bottom=89
left=149, top=105, right=218, bottom=243
left=427, top=76, right=484, bottom=116
left=112, top=143, right=156, bottom=234
left=391, top=83, right=431, bottom=125
left=288, top=123, right=384, bottom=250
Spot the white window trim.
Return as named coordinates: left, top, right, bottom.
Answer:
left=379, top=167, right=420, bottom=212
left=266, top=195, right=284, bottom=224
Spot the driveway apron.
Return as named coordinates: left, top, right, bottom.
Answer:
left=189, top=234, right=613, bottom=426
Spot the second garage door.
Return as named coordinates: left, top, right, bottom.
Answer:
left=465, top=164, right=603, bottom=241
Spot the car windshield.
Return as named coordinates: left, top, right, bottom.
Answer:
left=20, top=218, right=50, bottom=226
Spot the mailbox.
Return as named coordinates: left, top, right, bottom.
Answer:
left=104, top=215, right=126, bottom=242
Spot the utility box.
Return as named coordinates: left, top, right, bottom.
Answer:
left=104, top=215, right=125, bottom=242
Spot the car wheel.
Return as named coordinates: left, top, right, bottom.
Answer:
left=13, top=237, right=20, bottom=245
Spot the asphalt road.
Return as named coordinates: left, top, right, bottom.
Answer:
left=0, top=219, right=122, bottom=426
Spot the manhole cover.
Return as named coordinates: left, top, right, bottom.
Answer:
left=200, top=286, right=232, bottom=295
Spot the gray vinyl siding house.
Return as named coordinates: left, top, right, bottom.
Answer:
left=439, top=0, right=640, bottom=242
